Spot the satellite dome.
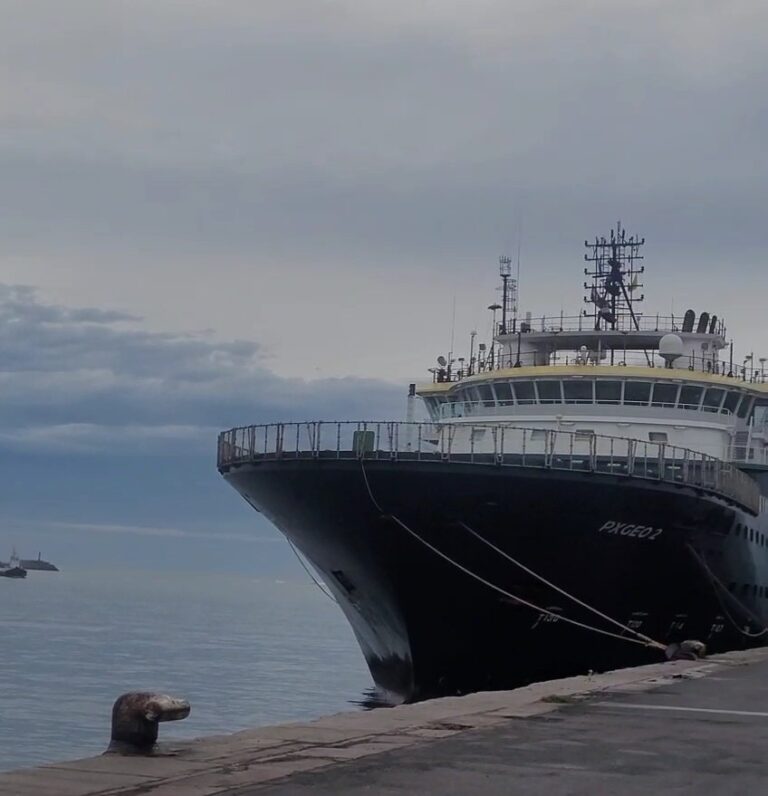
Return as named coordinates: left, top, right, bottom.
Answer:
left=659, top=333, right=684, bottom=367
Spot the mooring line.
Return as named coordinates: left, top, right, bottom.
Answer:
left=457, top=520, right=665, bottom=650
left=287, top=539, right=337, bottom=603
left=359, top=458, right=662, bottom=650
left=686, top=543, right=768, bottom=639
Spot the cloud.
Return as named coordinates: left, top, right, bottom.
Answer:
left=0, top=285, right=403, bottom=453
left=0, top=1, right=766, bottom=387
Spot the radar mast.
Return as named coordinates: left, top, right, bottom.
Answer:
left=583, top=222, right=645, bottom=332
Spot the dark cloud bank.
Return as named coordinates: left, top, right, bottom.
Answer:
left=0, top=285, right=402, bottom=570
left=0, top=284, right=402, bottom=453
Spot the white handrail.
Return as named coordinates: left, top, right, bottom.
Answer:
left=217, top=421, right=761, bottom=514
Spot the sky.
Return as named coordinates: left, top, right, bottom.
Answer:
left=0, top=0, right=766, bottom=570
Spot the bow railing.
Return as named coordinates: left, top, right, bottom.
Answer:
left=217, top=421, right=762, bottom=514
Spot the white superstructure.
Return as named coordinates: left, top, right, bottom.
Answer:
left=416, top=226, right=768, bottom=466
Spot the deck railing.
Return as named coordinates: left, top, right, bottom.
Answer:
left=433, top=349, right=766, bottom=384
left=217, top=421, right=762, bottom=514
left=494, top=313, right=727, bottom=338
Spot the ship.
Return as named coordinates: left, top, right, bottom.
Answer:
left=217, top=225, right=768, bottom=703
left=20, top=553, right=59, bottom=572
left=0, top=548, right=27, bottom=579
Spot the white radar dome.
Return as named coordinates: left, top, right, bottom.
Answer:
left=659, top=333, right=684, bottom=367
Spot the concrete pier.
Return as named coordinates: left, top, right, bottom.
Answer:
left=3, top=649, right=768, bottom=795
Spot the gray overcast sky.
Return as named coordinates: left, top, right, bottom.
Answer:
left=2, top=0, right=767, bottom=380
left=1, top=1, right=767, bottom=565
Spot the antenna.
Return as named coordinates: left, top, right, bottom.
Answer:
left=515, top=236, right=521, bottom=333
left=497, top=255, right=518, bottom=336
left=583, top=223, right=645, bottom=332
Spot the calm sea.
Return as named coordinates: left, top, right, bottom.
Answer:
left=0, top=570, right=372, bottom=772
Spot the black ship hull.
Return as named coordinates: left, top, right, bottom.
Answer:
left=0, top=567, right=27, bottom=579
left=221, top=458, right=768, bottom=702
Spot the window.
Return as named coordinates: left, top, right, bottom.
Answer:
left=702, top=388, right=725, bottom=413
left=563, top=379, right=594, bottom=403
left=513, top=381, right=536, bottom=404
left=536, top=380, right=563, bottom=403
left=624, top=381, right=651, bottom=406
left=679, top=385, right=703, bottom=410
left=649, top=432, right=668, bottom=443
left=493, top=381, right=513, bottom=405
left=651, top=382, right=679, bottom=407
left=575, top=429, right=595, bottom=440
left=530, top=429, right=547, bottom=440
left=423, top=397, right=437, bottom=419
left=754, top=404, right=768, bottom=429
left=723, top=391, right=742, bottom=416
left=477, top=384, right=495, bottom=407
left=738, top=397, right=754, bottom=419
left=750, top=528, right=754, bottom=543
left=595, top=381, right=622, bottom=404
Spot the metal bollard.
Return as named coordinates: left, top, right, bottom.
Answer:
left=665, top=640, right=707, bottom=661
left=105, top=692, right=191, bottom=755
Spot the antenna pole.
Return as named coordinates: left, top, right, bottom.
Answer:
left=498, top=256, right=512, bottom=335
left=515, top=238, right=521, bottom=333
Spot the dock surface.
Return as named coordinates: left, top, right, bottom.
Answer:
left=3, top=649, right=768, bottom=795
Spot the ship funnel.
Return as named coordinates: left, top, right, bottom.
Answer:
left=659, top=333, right=684, bottom=369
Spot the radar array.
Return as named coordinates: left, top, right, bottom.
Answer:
left=584, top=222, right=645, bottom=331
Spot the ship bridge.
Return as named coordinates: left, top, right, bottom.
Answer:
left=416, top=226, right=768, bottom=468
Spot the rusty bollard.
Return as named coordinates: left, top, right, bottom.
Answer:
left=665, top=640, right=707, bottom=661
left=105, top=692, right=191, bottom=755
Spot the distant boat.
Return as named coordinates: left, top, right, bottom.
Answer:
left=20, top=553, right=59, bottom=572
left=0, top=548, right=27, bottom=579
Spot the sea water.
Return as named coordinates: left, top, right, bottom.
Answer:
left=0, top=570, right=371, bottom=772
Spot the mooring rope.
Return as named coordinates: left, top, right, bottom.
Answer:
left=287, top=539, right=337, bottom=603
left=686, top=542, right=768, bottom=639
left=359, top=459, right=663, bottom=650
left=457, top=520, right=665, bottom=650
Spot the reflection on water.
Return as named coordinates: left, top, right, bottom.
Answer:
left=0, top=571, right=372, bottom=772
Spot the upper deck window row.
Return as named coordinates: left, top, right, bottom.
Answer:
left=431, top=379, right=754, bottom=418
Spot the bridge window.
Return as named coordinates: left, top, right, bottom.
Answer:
left=651, top=382, right=679, bottom=408
left=514, top=381, right=536, bottom=404
left=702, top=388, right=726, bottom=413
left=595, top=381, right=622, bottom=404
left=563, top=379, right=594, bottom=403
left=536, top=380, right=563, bottom=403
left=477, top=384, right=495, bottom=407
left=679, top=385, right=703, bottom=411
left=624, top=381, right=651, bottom=406
left=738, top=397, right=754, bottom=419
left=467, top=387, right=482, bottom=403
left=493, top=382, right=514, bottom=405
left=723, top=391, right=742, bottom=416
